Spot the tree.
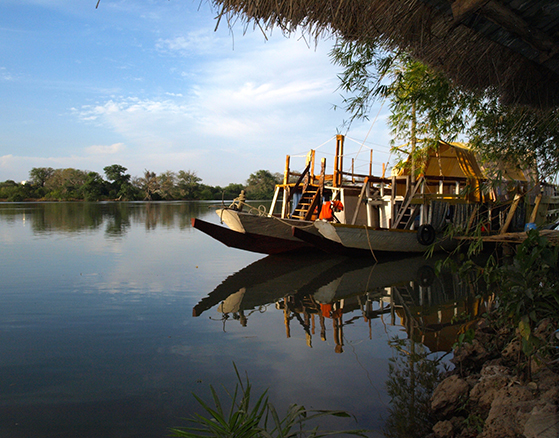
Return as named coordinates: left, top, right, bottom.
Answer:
left=103, top=164, right=130, bottom=184
left=471, top=103, right=559, bottom=183
left=158, top=171, right=177, bottom=199
left=136, top=169, right=160, bottom=201
left=103, top=164, right=137, bottom=200
left=29, top=167, right=55, bottom=187
left=331, top=39, right=559, bottom=181
left=244, top=170, right=280, bottom=200
left=331, top=43, right=478, bottom=177
left=44, top=168, right=88, bottom=199
left=222, top=183, right=245, bottom=200
left=80, top=171, right=108, bottom=201
left=177, top=170, right=202, bottom=199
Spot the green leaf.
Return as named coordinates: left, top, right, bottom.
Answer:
left=519, top=317, right=531, bottom=340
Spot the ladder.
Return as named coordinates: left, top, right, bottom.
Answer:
left=291, top=185, right=321, bottom=220
left=392, top=176, right=424, bottom=229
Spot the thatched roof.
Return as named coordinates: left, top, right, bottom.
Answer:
left=211, top=0, right=559, bottom=109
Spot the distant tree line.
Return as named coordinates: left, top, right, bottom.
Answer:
left=0, top=165, right=282, bottom=202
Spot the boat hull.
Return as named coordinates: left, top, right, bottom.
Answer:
left=314, top=221, right=457, bottom=253
left=216, top=208, right=321, bottom=242
left=192, top=217, right=313, bottom=255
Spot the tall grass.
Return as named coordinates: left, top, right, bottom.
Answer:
left=170, top=365, right=369, bottom=438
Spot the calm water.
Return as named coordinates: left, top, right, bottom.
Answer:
left=0, top=202, right=485, bottom=438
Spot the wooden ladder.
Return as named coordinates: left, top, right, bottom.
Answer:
left=392, top=176, right=424, bottom=229
left=291, top=185, right=321, bottom=220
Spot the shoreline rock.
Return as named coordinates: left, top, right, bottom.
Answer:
left=427, top=319, right=559, bottom=438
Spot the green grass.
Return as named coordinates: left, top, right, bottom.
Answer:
left=170, top=364, right=369, bottom=438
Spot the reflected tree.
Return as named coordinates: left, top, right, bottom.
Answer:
left=384, top=336, right=443, bottom=438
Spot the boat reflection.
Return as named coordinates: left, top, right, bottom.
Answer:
left=194, top=253, right=489, bottom=353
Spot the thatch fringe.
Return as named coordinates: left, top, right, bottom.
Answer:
left=210, top=0, right=559, bottom=109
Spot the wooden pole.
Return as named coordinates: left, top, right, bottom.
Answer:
left=335, top=135, right=344, bottom=187
left=411, top=100, right=417, bottom=188
left=283, top=155, right=290, bottom=185
left=529, top=193, right=543, bottom=223
left=499, top=193, right=522, bottom=234
left=333, top=137, right=340, bottom=188
left=309, top=149, right=315, bottom=182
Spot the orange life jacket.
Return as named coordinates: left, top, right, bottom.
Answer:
left=318, top=200, right=343, bottom=221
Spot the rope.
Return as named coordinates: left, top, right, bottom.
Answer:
left=225, top=200, right=317, bottom=229
left=363, top=224, right=379, bottom=262
left=290, top=135, right=336, bottom=158
left=347, top=99, right=386, bottom=163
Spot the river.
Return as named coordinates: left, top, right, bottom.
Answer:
left=0, top=201, right=487, bottom=438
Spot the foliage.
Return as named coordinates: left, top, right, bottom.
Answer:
left=245, top=170, right=280, bottom=200
left=384, top=338, right=444, bottom=438
left=331, top=38, right=559, bottom=179
left=331, top=43, right=476, bottom=139
left=43, top=168, right=89, bottom=200
left=79, top=171, right=108, bottom=201
left=484, top=230, right=559, bottom=369
left=29, top=167, right=55, bottom=187
left=103, top=164, right=138, bottom=200
left=171, top=365, right=367, bottom=438
left=177, top=170, right=203, bottom=199
left=470, top=102, right=559, bottom=182
left=136, top=170, right=160, bottom=201
left=0, top=165, right=263, bottom=202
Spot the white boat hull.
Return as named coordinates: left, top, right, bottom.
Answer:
left=314, top=221, right=456, bottom=253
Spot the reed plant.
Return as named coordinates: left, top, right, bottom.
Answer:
left=170, top=365, right=368, bottom=438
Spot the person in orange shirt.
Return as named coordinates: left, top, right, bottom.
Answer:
left=318, top=200, right=343, bottom=221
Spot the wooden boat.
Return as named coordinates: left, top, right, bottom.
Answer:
left=195, top=135, right=556, bottom=255
left=191, top=217, right=313, bottom=254
left=313, top=221, right=457, bottom=253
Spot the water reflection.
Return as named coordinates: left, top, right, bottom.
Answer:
left=0, top=201, right=222, bottom=235
left=384, top=337, right=443, bottom=438
left=194, top=254, right=489, bottom=354
left=195, top=254, right=489, bottom=436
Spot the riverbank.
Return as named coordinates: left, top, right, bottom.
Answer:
left=427, top=317, right=559, bottom=438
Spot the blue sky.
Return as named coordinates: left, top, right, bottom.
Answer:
left=0, top=0, right=392, bottom=186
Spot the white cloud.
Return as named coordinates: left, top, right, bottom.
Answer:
left=156, top=31, right=221, bottom=56
left=0, top=67, right=13, bottom=81
left=85, top=143, right=126, bottom=155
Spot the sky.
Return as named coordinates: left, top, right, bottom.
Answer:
left=0, top=0, right=393, bottom=187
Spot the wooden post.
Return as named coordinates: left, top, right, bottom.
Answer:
left=352, top=158, right=355, bottom=183
left=319, top=158, right=326, bottom=197
left=351, top=177, right=369, bottom=225
left=309, top=149, right=315, bottom=183
left=283, top=301, right=291, bottom=339
left=370, top=150, right=373, bottom=176
left=529, top=193, right=543, bottom=223
left=499, top=193, right=522, bottom=234
left=282, top=154, right=290, bottom=219
left=335, top=134, right=344, bottom=187
left=333, top=137, right=340, bottom=188
left=283, top=155, right=290, bottom=185
left=391, top=175, right=396, bottom=227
